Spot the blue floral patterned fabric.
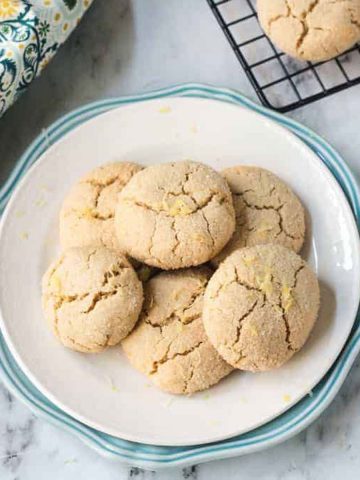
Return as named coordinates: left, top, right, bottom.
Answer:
left=0, top=0, right=93, bottom=116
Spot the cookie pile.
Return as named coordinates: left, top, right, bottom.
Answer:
left=42, top=160, right=320, bottom=395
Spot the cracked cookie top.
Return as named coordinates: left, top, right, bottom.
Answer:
left=203, top=245, right=320, bottom=371
left=42, top=246, right=143, bottom=353
left=114, top=161, right=236, bottom=269
left=213, top=166, right=305, bottom=266
left=122, top=268, right=233, bottom=394
left=257, top=0, right=360, bottom=62
left=60, top=162, right=143, bottom=251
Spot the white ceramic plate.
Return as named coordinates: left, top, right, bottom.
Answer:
left=0, top=97, right=359, bottom=447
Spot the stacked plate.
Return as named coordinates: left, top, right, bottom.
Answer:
left=0, top=85, right=359, bottom=469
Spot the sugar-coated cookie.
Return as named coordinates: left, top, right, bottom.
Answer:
left=213, top=166, right=305, bottom=265
left=115, top=161, right=236, bottom=269
left=122, top=268, right=233, bottom=394
left=42, top=246, right=143, bottom=353
left=257, top=0, right=360, bottom=62
left=203, top=245, right=320, bottom=371
left=60, top=162, right=143, bottom=251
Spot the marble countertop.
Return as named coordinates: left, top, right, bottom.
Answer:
left=1, top=0, right=360, bottom=478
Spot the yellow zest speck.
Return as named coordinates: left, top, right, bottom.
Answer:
left=159, top=106, right=171, bottom=114
left=283, top=394, right=291, bottom=403
left=20, top=231, right=29, bottom=240
left=256, top=269, right=273, bottom=297
left=257, top=222, right=274, bottom=234
left=145, top=383, right=152, bottom=388
left=35, top=197, right=47, bottom=208
left=6, top=51, right=13, bottom=57
left=163, top=198, right=193, bottom=217
left=79, top=207, right=95, bottom=219
left=192, top=233, right=207, bottom=244
left=248, top=324, right=258, bottom=336
left=243, top=255, right=257, bottom=266
left=50, top=274, right=62, bottom=293
left=175, top=322, right=184, bottom=333
left=107, top=376, right=119, bottom=392
left=64, top=458, right=78, bottom=465
left=203, top=392, right=211, bottom=400
left=282, top=284, right=294, bottom=312
left=15, top=210, right=25, bottom=218
left=190, top=125, right=198, bottom=134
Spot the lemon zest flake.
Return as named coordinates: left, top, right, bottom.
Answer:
left=282, top=284, right=294, bottom=312
left=256, top=268, right=273, bottom=297
left=35, top=197, right=47, bottom=208
left=163, top=198, right=193, bottom=217
left=257, top=222, right=274, bottom=234
left=15, top=210, right=25, bottom=218
left=175, top=322, right=184, bottom=333
left=50, top=275, right=62, bottom=293
left=243, top=255, right=257, bottom=266
left=159, top=106, right=171, bottom=114
left=192, top=233, right=207, bottom=244
left=248, top=324, right=258, bottom=336
left=79, top=207, right=95, bottom=219
left=283, top=394, right=291, bottom=403
left=107, top=376, right=119, bottom=392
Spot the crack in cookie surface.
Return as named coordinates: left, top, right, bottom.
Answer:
left=42, top=247, right=143, bottom=353
left=240, top=197, right=302, bottom=242
left=259, top=0, right=360, bottom=61
left=213, top=166, right=305, bottom=265
left=150, top=341, right=204, bottom=374
left=204, top=245, right=320, bottom=371
left=122, top=268, right=232, bottom=394
left=116, top=161, right=235, bottom=269
left=60, top=163, right=142, bottom=250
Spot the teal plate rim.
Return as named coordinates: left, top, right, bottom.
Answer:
left=0, top=84, right=359, bottom=469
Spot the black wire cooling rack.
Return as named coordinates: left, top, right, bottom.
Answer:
left=207, top=0, right=360, bottom=112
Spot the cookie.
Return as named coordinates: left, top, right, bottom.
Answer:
left=203, top=245, right=320, bottom=371
left=60, top=162, right=143, bottom=251
left=213, top=166, right=305, bottom=265
left=122, top=268, right=233, bottom=394
left=257, top=0, right=360, bottom=62
left=42, top=246, right=143, bottom=353
left=115, top=161, right=236, bottom=269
